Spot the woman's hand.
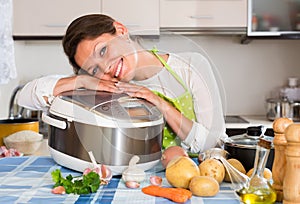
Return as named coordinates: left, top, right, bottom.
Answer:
left=115, top=82, right=161, bottom=106
left=53, top=75, right=122, bottom=96
left=115, top=82, right=193, bottom=141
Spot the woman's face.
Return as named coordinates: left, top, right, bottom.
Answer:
left=74, top=26, right=138, bottom=82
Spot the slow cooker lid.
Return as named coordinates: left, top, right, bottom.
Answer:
left=50, top=90, right=163, bottom=124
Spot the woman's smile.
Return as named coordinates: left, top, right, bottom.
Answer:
left=114, top=58, right=123, bottom=78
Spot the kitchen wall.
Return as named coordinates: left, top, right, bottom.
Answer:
left=1, top=35, right=300, bottom=119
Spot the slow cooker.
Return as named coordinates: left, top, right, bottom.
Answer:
left=42, top=90, right=164, bottom=175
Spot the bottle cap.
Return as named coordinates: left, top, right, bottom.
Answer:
left=258, top=138, right=272, bottom=149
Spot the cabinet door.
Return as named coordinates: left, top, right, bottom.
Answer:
left=13, top=0, right=101, bottom=36
left=160, top=0, right=247, bottom=28
left=102, top=0, right=159, bottom=35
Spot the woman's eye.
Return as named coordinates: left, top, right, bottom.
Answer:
left=92, top=67, right=99, bottom=75
left=99, top=46, right=106, bottom=57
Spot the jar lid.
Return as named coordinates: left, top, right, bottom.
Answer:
left=266, top=98, right=281, bottom=104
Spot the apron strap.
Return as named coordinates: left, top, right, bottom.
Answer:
left=150, top=48, right=188, bottom=91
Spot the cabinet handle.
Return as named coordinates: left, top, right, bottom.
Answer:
left=189, top=15, right=213, bottom=19
left=43, top=24, right=67, bottom=28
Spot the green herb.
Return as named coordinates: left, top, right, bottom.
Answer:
left=51, top=169, right=100, bottom=194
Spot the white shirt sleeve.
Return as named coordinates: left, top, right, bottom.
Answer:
left=16, top=75, right=67, bottom=111
left=181, top=121, right=209, bottom=153
left=170, top=52, right=228, bottom=153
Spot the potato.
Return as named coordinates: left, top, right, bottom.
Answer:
left=189, top=176, right=219, bottom=197
left=224, top=158, right=246, bottom=182
left=165, top=156, right=200, bottom=189
left=246, top=168, right=272, bottom=181
left=199, top=158, right=225, bottom=183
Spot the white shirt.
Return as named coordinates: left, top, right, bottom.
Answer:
left=17, top=52, right=227, bottom=153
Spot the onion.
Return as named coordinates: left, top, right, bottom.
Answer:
left=161, top=146, right=188, bottom=168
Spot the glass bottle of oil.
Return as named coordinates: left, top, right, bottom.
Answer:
left=237, top=138, right=276, bottom=204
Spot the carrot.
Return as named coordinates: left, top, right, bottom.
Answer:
left=142, top=185, right=192, bottom=203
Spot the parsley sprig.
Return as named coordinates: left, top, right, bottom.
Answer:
left=51, top=169, right=100, bottom=194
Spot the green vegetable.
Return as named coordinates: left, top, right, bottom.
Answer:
left=51, top=169, right=100, bottom=194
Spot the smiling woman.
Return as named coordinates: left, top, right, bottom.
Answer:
left=77, top=34, right=138, bottom=81
left=17, top=13, right=227, bottom=155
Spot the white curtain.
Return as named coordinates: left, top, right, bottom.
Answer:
left=0, top=0, right=17, bottom=84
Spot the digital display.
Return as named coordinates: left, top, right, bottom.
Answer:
left=125, top=107, right=150, bottom=117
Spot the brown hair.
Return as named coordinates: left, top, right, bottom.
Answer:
left=62, top=14, right=116, bottom=74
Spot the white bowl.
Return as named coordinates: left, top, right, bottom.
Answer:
left=4, top=130, right=43, bottom=155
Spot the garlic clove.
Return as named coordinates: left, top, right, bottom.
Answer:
left=125, top=181, right=140, bottom=189
left=83, top=167, right=92, bottom=175
left=150, top=175, right=162, bottom=186
left=101, top=164, right=112, bottom=182
left=51, top=186, right=66, bottom=194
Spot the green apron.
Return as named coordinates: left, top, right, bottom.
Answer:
left=150, top=48, right=196, bottom=149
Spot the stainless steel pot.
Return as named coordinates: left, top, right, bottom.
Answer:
left=290, top=101, right=300, bottom=122
left=266, top=98, right=300, bottom=122
left=266, top=98, right=290, bottom=121
left=224, top=126, right=274, bottom=172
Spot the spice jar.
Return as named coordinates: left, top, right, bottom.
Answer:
left=237, top=138, right=277, bottom=204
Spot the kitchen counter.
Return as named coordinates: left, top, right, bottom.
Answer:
left=0, top=156, right=242, bottom=204
left=225, top=115, right=273, bottom=129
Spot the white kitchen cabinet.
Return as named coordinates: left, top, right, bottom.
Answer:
left=160, top=0, right=247, bottom=29
left=102, top=0, right=159, bottom=35
left=13, top=0, right=101, bottom=36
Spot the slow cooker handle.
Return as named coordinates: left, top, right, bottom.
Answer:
left=42, top=113, right=67, bottom=129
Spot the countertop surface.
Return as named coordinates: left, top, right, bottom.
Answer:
left=5, top=116, right=283, bottom=203
left=0, top=156, right=242, bottom=204
left=225, top=115, right=273, bottom=129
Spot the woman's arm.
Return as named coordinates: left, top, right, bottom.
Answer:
left=17, top=74, right=121, bottom=110
left=53, top=74, right=120, bottom=96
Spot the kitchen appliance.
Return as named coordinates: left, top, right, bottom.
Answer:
left=42, top=90, right=164, bottom=175
left=247, top=0, right=300, bottom=38
left=266, top=98, right=300, bottom=122
left=224, top=126, right=274, bottom=172
left=266, top=77, right=300, bottom=121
